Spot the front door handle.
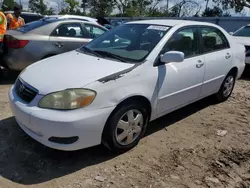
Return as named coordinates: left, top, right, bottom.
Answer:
left=196, top=60, right=204, bottom=68
left=225, top=53, right=231, bottom=59
left=55, top=42, right=63, bottom=48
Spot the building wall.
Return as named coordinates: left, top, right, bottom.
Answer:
left=106, top=17, right=250, bottom=32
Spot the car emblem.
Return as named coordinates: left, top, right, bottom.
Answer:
left=19, top=83, right=25, bottom=93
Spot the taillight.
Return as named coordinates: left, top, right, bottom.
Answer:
left=7, top=39, right=29, bottom=49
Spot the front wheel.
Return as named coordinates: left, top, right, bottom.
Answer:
left=215, top=72, right=236, bottom=102
left=102, top=102, right=149, bottom=153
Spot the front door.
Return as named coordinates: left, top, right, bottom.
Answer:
left=199, top=26, right=233, bottom=97
left=49, top=22, right=91, bottom=54
left=157, top=27, right=205, bottom=115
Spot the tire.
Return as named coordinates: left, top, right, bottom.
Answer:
left=102, top=102, right=149, bottom=153
left=215, top=71, right=236, bottom=102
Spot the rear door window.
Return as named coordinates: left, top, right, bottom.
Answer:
left=200, top=27, right=229, bottom=53
left=51, top=23, right=85, bottom=38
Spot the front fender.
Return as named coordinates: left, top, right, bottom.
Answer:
left=84, top=65, right=159, bottom=119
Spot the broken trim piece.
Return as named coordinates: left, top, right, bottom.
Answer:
left=98, top=63, right=141, bottom=83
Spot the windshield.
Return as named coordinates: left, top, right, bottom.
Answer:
left=16, top=18, right=58, bottom=33
left=233, top=26, right=250, bottom=37
left=80, top=23, right=170, bottom=62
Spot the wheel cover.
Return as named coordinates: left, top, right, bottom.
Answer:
left=223, top=75, right=234, bottom=97
left=115, top=109, right=144, bottom=146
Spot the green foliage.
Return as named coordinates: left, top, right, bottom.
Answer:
left=28, top=0, right=54, bottom=15
left=87, top=0, right=115, bottom=17
left=2, top=0, right=15, bottom=10
left=213, top=0, right=250, bottom=13
left=27, top=0, right=246, bottom=17
left=65, top=0, right=79, bottom=13
left=202, top=6, right=231, bottom=16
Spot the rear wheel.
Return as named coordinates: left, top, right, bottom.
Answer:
left=102, top=102, right=149, bottom=153
left=215, top=72, right=236, bottom=102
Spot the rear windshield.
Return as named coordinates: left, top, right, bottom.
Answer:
left=21, top=14, right=44, bottom=24
left=16, top=18, right=58, bottom=33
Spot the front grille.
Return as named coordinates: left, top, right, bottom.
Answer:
left=245, top=46, right=250, bottom=57
left=15, top=79, right=37, bottom=103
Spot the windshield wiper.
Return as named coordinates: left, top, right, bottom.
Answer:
left=93, top=50, right=127, bottom=62
left=81, top=46, right=102, bottom=57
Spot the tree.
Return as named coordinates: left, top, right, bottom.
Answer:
left=114, top=0, right=160, bottom=16
left=2, top=0, right=15, bottom=10
left=202, top=6, right=231, bottom=16
left=29, top=0, right=48, bottom=14
left=46, top=7, right=55, bottom=15
left=87, top=0, right=115, bottom=17
left=165, top=0, right=202, bottom=17
left=213, top=0, right=250, bottom=12
left=81, top=0, right=88, bottom=14
left=65, top=0, right=79, bottom=13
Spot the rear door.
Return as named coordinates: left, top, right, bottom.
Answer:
left=49, top=22, right=91, bottom=54
left=199, top=26, right=233, bottom=97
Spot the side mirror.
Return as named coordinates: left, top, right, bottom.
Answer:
left=229, top=32, right=234, bottom=35
left=160, top=51, right=184, bottom=64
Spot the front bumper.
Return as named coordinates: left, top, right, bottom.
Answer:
left=9, top=86, right=115, bottom=151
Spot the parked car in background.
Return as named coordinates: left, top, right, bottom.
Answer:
left=4, top=11, right=44, bottom=24
left=230, top=25, right=250, bottom=65
left=47, top=15, right=98, bottom=24
left=9, top=20, right=245, bottom=152
left=2, top=16, right=108, bottom=71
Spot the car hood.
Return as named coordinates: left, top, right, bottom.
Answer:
left=231, top=36, right=250, bottom=46
left=20, top=50, right=135, bottom=95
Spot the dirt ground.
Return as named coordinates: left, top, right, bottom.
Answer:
left=0, top=68, right=250, bottom=188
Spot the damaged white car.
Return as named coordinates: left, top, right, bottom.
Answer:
left=9, top=20, right=245, bottom=152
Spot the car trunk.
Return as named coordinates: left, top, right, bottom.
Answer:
left=1, top=31, right=29, bottom=68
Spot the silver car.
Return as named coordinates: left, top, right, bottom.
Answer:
left=2, top=16, right=108, bottom=71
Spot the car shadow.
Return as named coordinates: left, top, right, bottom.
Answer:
left=0, top=69, right=19, bottom=85
left=0, top=96, right=215, bottom=185
left=241, top=65, right=250, bottom=81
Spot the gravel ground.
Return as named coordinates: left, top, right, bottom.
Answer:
left=0, top=68, right=250, bottom=188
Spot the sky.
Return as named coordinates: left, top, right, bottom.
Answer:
left=17, top=0, right=250, bottom=16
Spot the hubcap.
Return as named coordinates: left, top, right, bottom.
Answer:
left=115, top=109, right=144, bottom=146
left=223, top=76, right=234, bottom=97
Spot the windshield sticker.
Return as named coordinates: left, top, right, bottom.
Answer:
left=147, top=25, right=169, bottom=31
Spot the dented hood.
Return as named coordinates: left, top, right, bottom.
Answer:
left=20, top=50, right=134, bottom=95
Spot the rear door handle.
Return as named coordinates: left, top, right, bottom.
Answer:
left=55, top=42, right=63, bottom=48
left=225, top=53, right=231, bottom=59
left=196, top=60, right=204, bottom=68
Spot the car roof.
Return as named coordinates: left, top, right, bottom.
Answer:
left=40, top=17, right=108, bottom=30
left=4, top=11, right=42, bottom=16
left=127, top=19, right=216, bottom=27
left=46, top=15, right=97, bottom=22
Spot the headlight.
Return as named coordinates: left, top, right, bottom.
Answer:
left=39, top=89, right=96, bottom=110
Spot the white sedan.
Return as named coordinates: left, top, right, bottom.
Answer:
left=230, top=25, right=250, bottom=65
left=9, top=20, right=245, bottom=152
